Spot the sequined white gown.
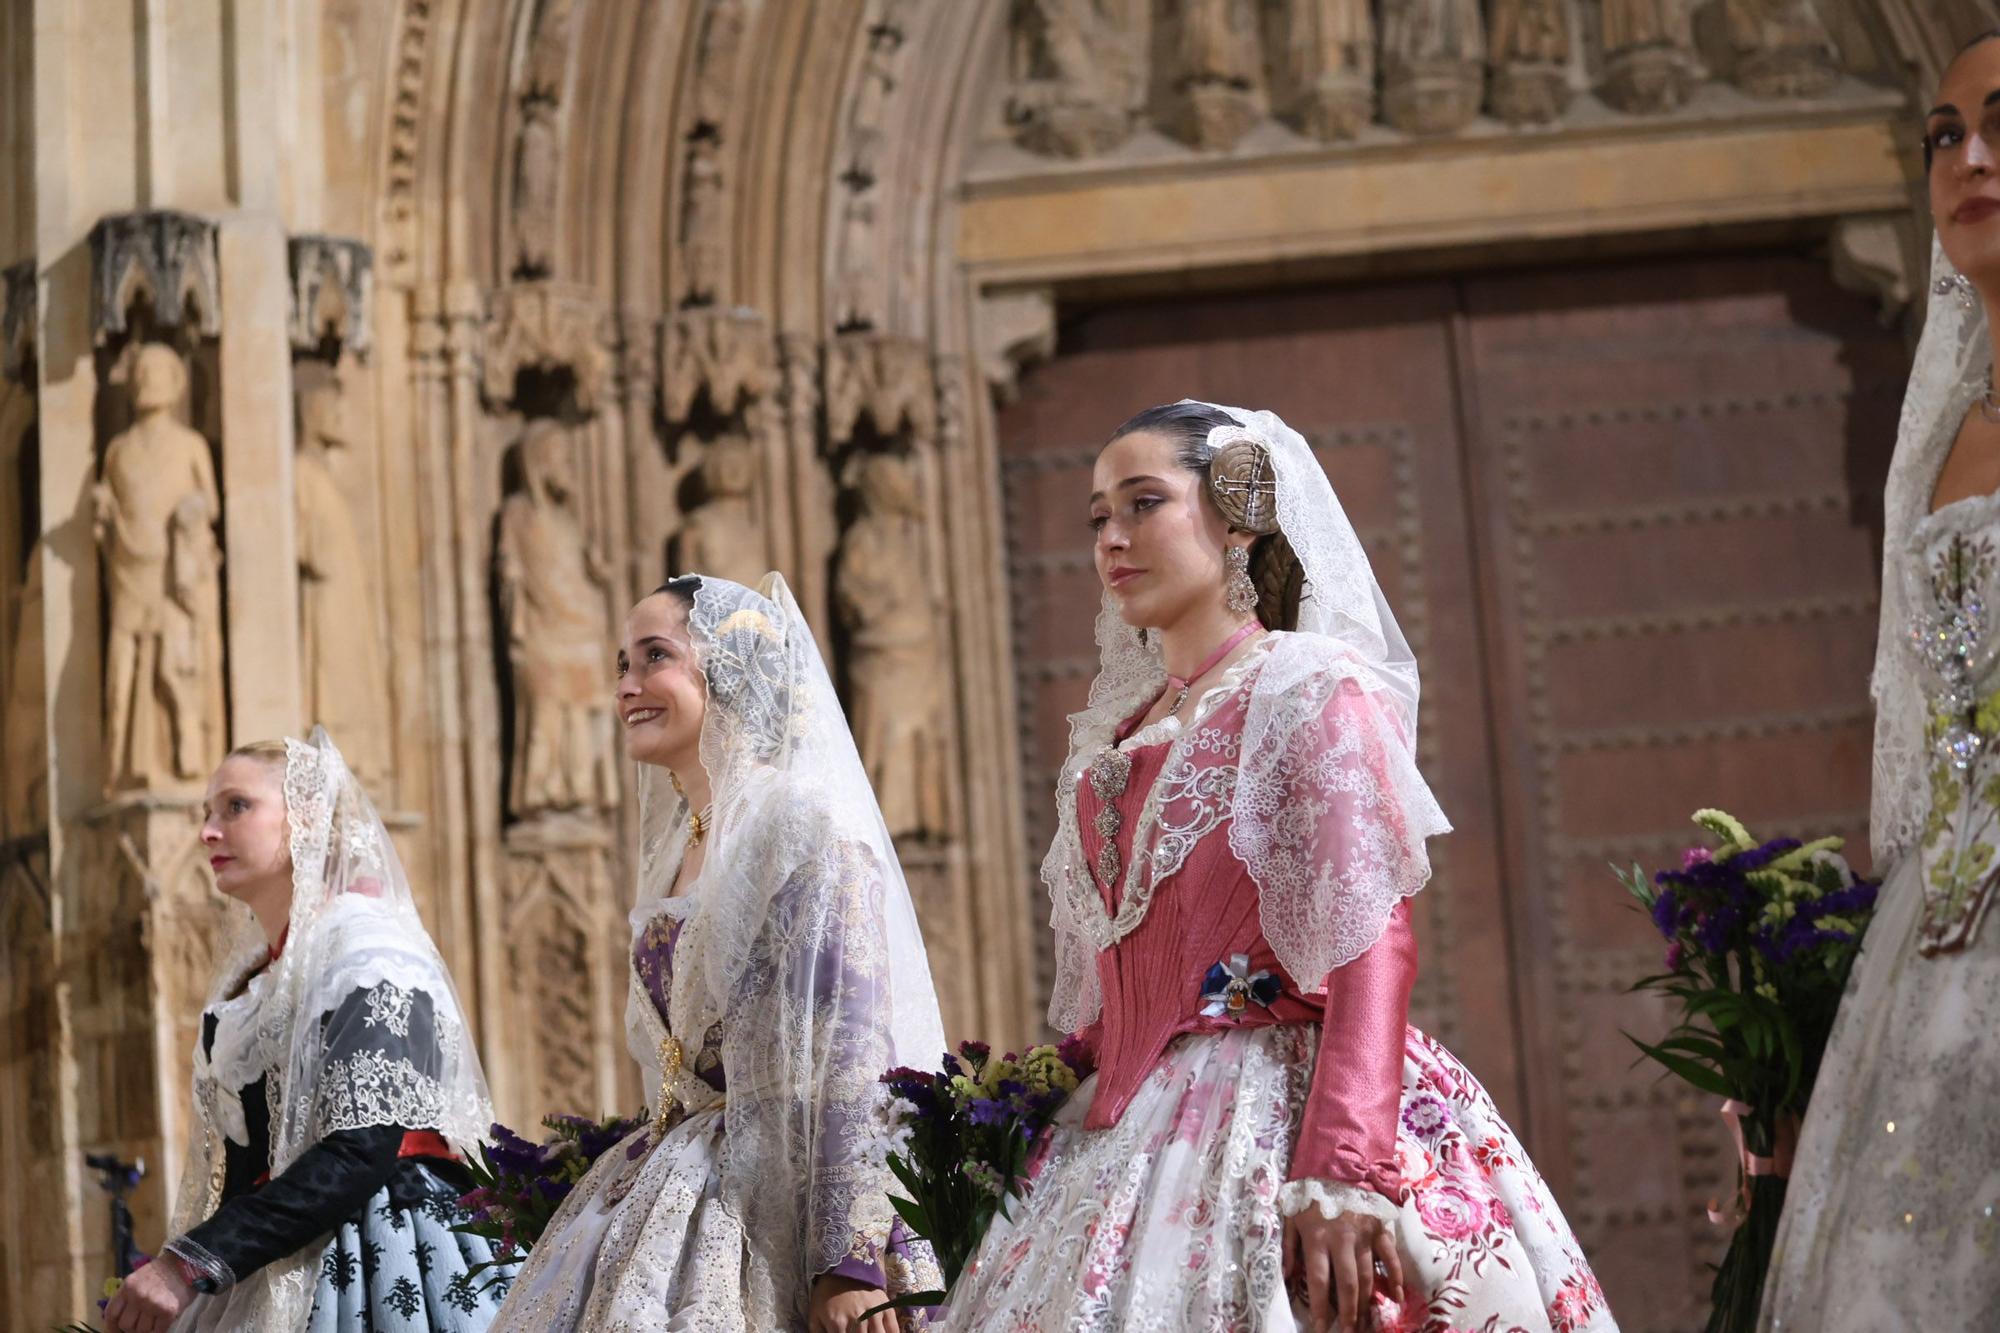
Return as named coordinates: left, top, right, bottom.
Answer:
left=1761, top=492, right=2000, bottom=1330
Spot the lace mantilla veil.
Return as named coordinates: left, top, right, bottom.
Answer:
left=630, top=572, right=945, bottom=1319
left=167, top=728, right=493, bottom=1332
left=1871, top=235, right=1988, bottom=864
left=1044, top=400, right=1450, bottom=1032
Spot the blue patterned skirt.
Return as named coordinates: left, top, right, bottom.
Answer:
left=304, top=1163, right=514, bottom=1332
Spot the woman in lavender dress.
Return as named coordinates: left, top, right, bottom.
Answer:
left=492, top=573, right=946, bottom=1333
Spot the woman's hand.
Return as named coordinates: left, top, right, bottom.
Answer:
left=808, top=1273, right=897, bottom=1333
left=102, top=1260, right=194, bottom=1333
left=1284, top=1205, right=1404, bottom=1333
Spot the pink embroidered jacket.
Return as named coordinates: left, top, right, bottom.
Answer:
left=1072, top=673, right=1416, bottom=1203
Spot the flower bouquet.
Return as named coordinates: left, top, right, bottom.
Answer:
left=872, top=1037, right=1095, bottom=1307
left=453, top=1111, right=647, bottom=1285
left=1616, top=809, right=1878, bottom=1333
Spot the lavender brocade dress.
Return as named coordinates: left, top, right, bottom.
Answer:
left=489, top=897, right=937, bottom=1331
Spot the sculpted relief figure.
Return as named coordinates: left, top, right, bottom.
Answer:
left=1598, top=0, right=1698, bottom=113
left=673, top=435, right=767, bottom=590
left=835, top=452, right=949, bottom=842
left=1487, top=0, right=1573, bottom=124
left=1724, top=0, right=1837, bottom=99
left=296, top=377, right=392, bottom=789
left=498, top=420, right=619, bottom=818
left=1379, top=0, right=1486, bottom=135
left=513, top=101, right=560, bottom=278
left=94, top=343, right=225, bottom=794
left=1266, top=0, right=1376, bottom=141
left=1162, top=0, right=1265, bottom=149
left=1006, top=0, right=1138, bottom=157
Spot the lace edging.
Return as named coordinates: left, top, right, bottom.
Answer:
left=163, top=1233, right=237, bottom=1291
left=1277, top=1178, right=1399, bottom=1226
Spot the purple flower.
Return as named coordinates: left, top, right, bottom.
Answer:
left=1650, top=888, right=1681, bottom=939
left=1056, top=1032, right=1096, bottom=1076
left=966, top=1097, right=1011, bottom=1127
left=1663, top=940, right=1683, bottom=971
left=958, top=1039, right=992, bottom=1068
left=486, top=1124, right=549, bottom=1175
left=1681, top=846, right=1713, bottom=870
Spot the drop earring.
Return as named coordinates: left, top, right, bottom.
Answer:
left=1224, top=545, right=1257, bottom=616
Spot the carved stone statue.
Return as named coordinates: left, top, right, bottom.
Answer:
left=295, top=376, right=392, bottom=790
left=3, top=539, right=46, bottom=837
left=692, top=0, right=747, bottom=131
left=831, top=191, right=879, bottom=333
left=835, top=452, right=949, bottom=841
left=1487, top=0, right=1572, bottom=125
left=1599, top=0, right=1698, bottom=114
left=1725, top=0, right=1837, bottom=99
left=1264, top=0, right=1375, bottom=141
left=93, top=343, right=225, bottom=794
left=1379, top=0, right=1486, bottom=135
left=845, top=11, right=905, bottom=188
left=497, top=420, right=619, bottom=819
left=682, top=141, right=726, bottom=307
left=1005, top=0, right=1138, bottom=158
left=514, top=100, right=560, bottom=278
left=1162, top=0, right=1264, bottom=150
left=673, top=435, right=767, bottom=589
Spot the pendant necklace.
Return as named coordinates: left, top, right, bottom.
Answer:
left=1087, top=619, right=1262, bottom=891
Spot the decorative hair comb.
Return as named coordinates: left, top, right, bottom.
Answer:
left=1208, top=437, right=1280, bottom=535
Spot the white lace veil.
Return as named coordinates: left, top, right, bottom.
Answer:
left=167, top=727, right=493, bottom=1332
left=1871, top=236, right=1988, bottom=864
left=628, top=572, right=944, bottom=1319
left=1044, top=401, right=1449, bottom=1031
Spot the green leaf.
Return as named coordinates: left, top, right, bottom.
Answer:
left=889, top=1193, right=932, bottom=1239
left=861, top=1292, right=950, bottom=1319
left=1628, top=1036, right=1735, bottom=1097
left=886, top=1153, right=927, bottom=1199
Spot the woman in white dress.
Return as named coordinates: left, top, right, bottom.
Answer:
left=1762, top=31, right=2000, bottom=1331
left=492, top=572, right=946, bottom=1333
left=943, top=401, right=1615, bottom=1333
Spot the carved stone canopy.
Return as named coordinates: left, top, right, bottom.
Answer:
left=660, top=306, right=778, bottom=424
left=288, top=236, right=376, bottom=359
left=826, top=332, right=937, bottom=448
left=2, top=259, right=34, bottom=384
left=483, top=280, right=616, bottom=414
left=89, top=211, right=223, bottom=344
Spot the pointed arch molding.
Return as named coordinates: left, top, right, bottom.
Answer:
left=366, top=0, right=1974, bottom=1058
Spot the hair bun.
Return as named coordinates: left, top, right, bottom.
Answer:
left=1208, top=438, right=1280, bottom=534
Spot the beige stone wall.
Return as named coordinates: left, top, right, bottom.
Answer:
left=0, top=0, right=1989, bottom=1326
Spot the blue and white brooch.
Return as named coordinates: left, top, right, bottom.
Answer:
left=1200, top=953, right=1282, bottom=1018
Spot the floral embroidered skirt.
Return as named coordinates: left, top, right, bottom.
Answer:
left=491, top=1106, right=937, bottom=1332
left=944, top=1025, right=1617, bottom=1333
left=176, top=1163, right=512, bottom=1332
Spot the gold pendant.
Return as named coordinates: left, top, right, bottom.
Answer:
left=1088, top=748, right=1133, bottom=888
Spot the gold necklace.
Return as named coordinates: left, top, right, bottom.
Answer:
left=686, top=805, right=713, bottom=848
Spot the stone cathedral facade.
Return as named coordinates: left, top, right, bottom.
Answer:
left=0, top=1, right=1985, bottom=1328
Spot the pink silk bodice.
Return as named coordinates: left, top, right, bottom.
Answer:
left=1074, top=676, right=1416, bottom=1200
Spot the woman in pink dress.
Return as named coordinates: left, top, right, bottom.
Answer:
left=946, top=402, right=1616, bottom=1333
